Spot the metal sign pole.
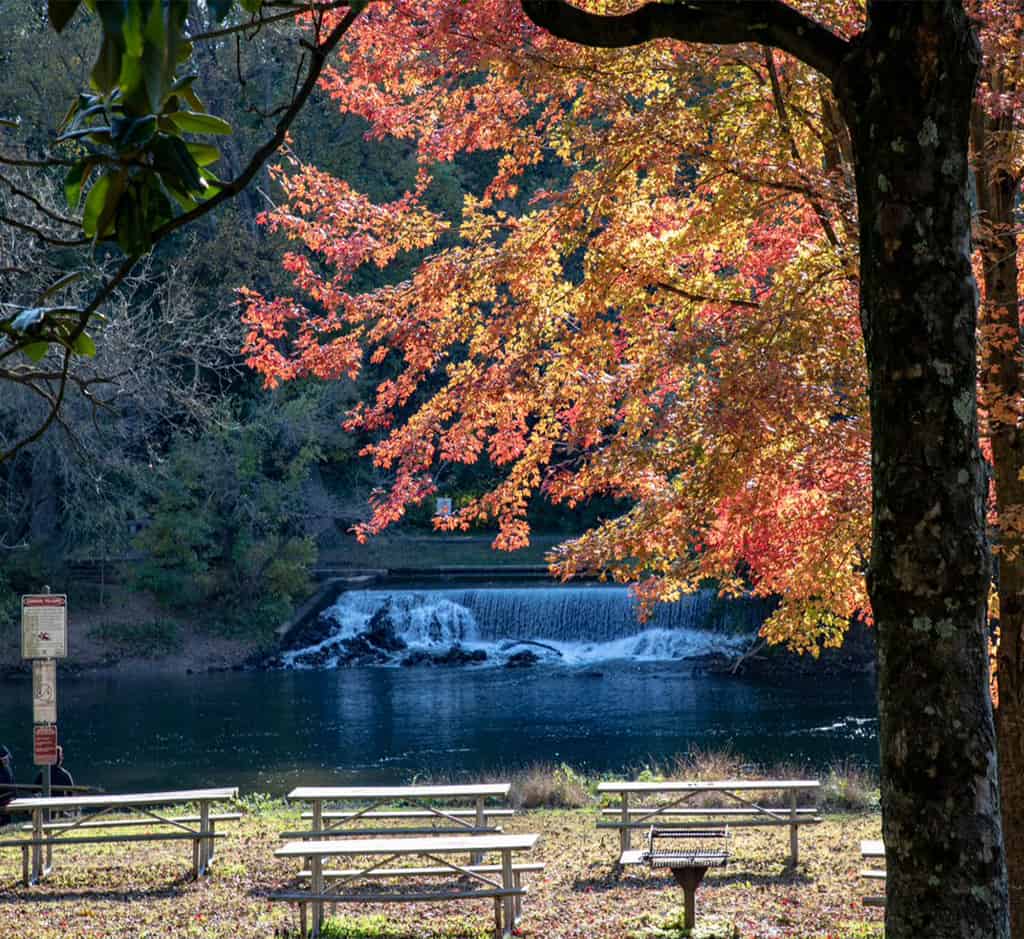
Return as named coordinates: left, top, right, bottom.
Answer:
left=23, top=583, right=66, bottom=878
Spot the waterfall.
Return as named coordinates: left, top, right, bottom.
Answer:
left=279, top=584, right=766, bottom=669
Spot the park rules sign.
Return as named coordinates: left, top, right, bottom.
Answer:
left=21, top=594, right=67, bottom=659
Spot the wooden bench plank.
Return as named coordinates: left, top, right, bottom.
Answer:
left=861, top=839, right=885, bottom=858
left=597, top=780, right=820, bottom=793
left=618, top=850, right=645, bottom=866
left=599, top=807, right=819, bottom=816
left=288, top=785, right=511, bottom=801
left=0, top=832, right=224, bottom=848
left=22, top=813, right=242, bottom=832
left=860, top=869, right=886, bottom=880
left=307, top=809, right=514, bottom=820
left=297, top=863, right=544, bottom=879
left=276, top=834, right=538, bottom=858
left=9, top=788, right=238, bottom=812
left=597, top=818, right=820, bottom=830
left=281, top=826, right=504, bottom=839
left=270, top=887, right=525, bottom=903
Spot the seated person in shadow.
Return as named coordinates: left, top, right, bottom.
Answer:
left=0, top=746, right=14, bottom=826
left=34, top=745, right=74, bottom=798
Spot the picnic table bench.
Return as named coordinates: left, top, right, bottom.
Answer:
left=2, top=787, right=239, bottom=885
left=860, top=839, right=885, bottom=907
left=272, top=832, right=541, bottom=938
left=598, top=779, right=821, bottom=865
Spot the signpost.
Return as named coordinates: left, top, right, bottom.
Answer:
left=21, top=594, right=67, bottom=659
left=32, top=725, right=58, bottom=766
left=32, top=660, right=57, bottom=724
left=22, top=588, right=66, bottom=833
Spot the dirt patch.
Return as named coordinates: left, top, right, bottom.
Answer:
left=0, top=586, right=254, bottom=676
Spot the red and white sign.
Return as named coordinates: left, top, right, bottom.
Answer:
left=21, top=594, right=67, bottom=659
left=33, top=725, right=58, bottom=766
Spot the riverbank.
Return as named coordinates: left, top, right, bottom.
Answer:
left=0, top=801, right=884, bottom=939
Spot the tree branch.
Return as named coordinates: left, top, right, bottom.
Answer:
left=521, top=0, right=850, bottom=81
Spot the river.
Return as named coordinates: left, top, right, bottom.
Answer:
left=0, top=665, right=877, bottom=794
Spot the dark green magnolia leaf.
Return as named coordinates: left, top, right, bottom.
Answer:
left=64, top=161, right=89, bottom=208
left=186, top=142, right=221, bottom=167
left=168, top=111, right=231, bottom=136
left=239, top=0, right=263, bottom=12
left=48, top=0, right=83, bottom=33
left=82, top=173, right=112, bottom=238
left=115, top=189, right=149, bottom=256
left=95, top=171, right=128, bottom=239
left=92, top=34, right=123, bottom=94
left=112, top=114, right=157, bottom=148
left=0, top=115, right=20, bottom=128
left=22, top=342, right=49, bottom=362
left=71, top=333, right=97, bottom=357
left=151, top=135, right=203, bottom=192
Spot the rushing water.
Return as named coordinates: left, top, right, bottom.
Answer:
left=0, top=666, right=878, bottom=795
left=283, top=585, right=771, bottom=668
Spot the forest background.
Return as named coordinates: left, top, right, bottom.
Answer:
left=0, top=2, right=613, bottom=646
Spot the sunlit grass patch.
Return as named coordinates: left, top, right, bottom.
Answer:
left=317, top=914, right=490, bottom=939
left=629, top=909, right=739, bottom=938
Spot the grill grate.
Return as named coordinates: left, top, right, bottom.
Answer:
left=643, top=827, right=730, bottom=869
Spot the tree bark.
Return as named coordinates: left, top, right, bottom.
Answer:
left=834, top=3, right=1008, bottom=935
left=522, top=1, right=1009, bottom=935
left=973, top=85, right=1024, bottom=937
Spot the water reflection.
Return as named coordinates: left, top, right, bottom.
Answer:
left=0, top=665, right=878, bottom=794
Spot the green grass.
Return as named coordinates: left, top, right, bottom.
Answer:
left=629, top=912, right=739, bottom=939
left=318, top=915, right=490, bottom=939
left=316, top=533, right=565, bottom=569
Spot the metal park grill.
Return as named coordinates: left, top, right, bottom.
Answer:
left=643, top=827, right=730, bottom=930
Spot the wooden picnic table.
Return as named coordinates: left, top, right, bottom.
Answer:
left=597, top=779, right=821, bottom=865
left=6, top=787, right=238, bottom=885
left=286, top=784, right=513, bottom=841
left=274, top=832, right=539, bottom=938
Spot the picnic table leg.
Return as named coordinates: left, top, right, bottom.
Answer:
left=192, top=839, right=200, bottom=880
left=31, top=808, right=42, bottom=884
left=493, top=896, right=503, bottom=939
left=199, top=800, right=211, bottom=875
left=311, top=854, right=324, bottom=938
left=789, top=791, right=798, bottom=866
left=513, top=869, right=523, bottom=922
left=620, top=793, right=631, bottom=854
left=501, top=848, right=515, bottom=939
left=471, top=797, right=485, bottom=864
left=21, top=845, right=28, bottom=887
left=300, top=901, right=308, bottom=939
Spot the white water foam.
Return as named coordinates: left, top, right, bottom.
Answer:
left=281, top=586, right=755, bottom=669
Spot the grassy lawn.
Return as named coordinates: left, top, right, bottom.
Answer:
left=316, top=533, right=568, bottom=570
left=0, top=802, right=885, bottom=939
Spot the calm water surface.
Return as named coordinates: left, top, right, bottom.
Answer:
left=0, top=666, right=877, bottom=794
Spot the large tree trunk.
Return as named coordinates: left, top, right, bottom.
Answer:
left=519, top=0, right=1009, bottom=933
left=836, top=3, right=1008, bottom=935
left=973, top=91, right=1024, bottom=937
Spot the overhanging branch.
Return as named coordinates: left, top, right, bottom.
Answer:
left=521, top=0, right=850, bottom=82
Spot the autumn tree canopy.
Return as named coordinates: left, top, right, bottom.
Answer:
left=244, top=1, right=1013, bottom=935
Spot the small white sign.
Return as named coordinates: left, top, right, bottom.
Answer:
left=32, top=659, right=57, bottom=724
left=435, top=497, right=453, bottom=517
left=21, top=595, right=67, bottom=659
